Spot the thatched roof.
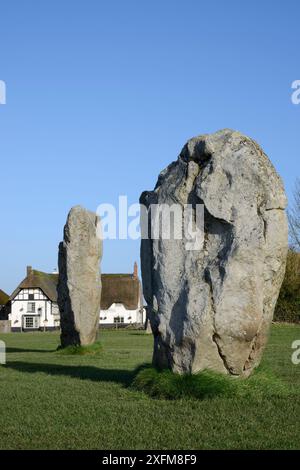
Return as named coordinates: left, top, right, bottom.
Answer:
left=101, top=274, right=140, bottom=310
left=10, top=268, right=59, bottom=302
left=10, top=267, right=140, bottom=310
left=0, top=289, right=9, bottom=305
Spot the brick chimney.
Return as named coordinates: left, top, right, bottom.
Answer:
left=27, top=266, right=33, bottom=277
left=133, top=262, right=138, bottom=279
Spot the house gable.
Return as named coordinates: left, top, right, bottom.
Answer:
left=10, top=267, right=58, bottom=303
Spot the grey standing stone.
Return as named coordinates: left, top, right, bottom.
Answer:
left=140, top=129, right=288, bottom=376
left=58, top=206, right=102, bottom=347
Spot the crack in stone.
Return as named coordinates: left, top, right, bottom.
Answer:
left=265, top=207, right=285, bottom=211
left=212, top=333, right=236, bottom=375
left=243, top=332, right=259, bottom=373
left=205, top=267, right=233, bottom=374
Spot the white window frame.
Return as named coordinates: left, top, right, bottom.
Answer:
left=113, top=316, right=124, bottom=324
left=24, top=316, right=39, bottom=329
left=27, top=302, right=36, bottom=313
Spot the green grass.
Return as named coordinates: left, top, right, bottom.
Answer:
left=0, top=324, right=300, bottom=449
left=132, top=364, right=291, bottom=400
left=57, top=341, right=103, bottom=356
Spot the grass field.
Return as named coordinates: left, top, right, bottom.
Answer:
left=0, top=324, right=300, bottom=450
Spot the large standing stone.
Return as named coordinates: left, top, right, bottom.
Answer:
left=140, top=129, right=288, bottom=376
left=58, top=206, right=102, bottom=347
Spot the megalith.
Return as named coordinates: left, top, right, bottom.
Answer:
left=58, top=206, right=102, bottom=347
left=140, top=129, right=288, bottom=376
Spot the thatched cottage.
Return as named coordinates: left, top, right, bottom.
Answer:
left=6, top=264, right=144, bottom=332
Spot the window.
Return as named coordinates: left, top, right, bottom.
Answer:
left=24, top=316, right=39, bottom=329
left=27, top=302, right=35, bottom=313
left=28, top=294, right=34, bottom=300
left=25, top=316, right=33, bottom=328
left=114, top=316, right=124, bottom=324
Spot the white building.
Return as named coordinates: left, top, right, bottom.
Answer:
left=8, top=267, right=60, bottom=331
left=100, top=264, right=144, bottom=326
left=7, top=264, right=144, bottom=332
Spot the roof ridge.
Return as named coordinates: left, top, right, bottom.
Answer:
left=9, top=268, right=140, bottom=309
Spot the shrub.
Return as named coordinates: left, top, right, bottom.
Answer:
left=274, top=250, right=300, bottom=323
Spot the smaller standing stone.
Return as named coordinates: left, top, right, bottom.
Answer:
left=58, top=206, right=102, bottom=347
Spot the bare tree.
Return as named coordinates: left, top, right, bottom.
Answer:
left=288, top=178, right=300, bottom=251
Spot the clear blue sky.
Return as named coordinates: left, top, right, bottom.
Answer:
left=0, top=0, right=299, bottom=294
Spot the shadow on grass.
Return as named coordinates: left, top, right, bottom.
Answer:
left=56, top=341, right=102, bottom=356
left=4, top=361, right=134, bottom=386
left=5, top=361, right=291, bottom=401
left=6, top=347, right=57, bottom=354
left=128, top=332, right=149, bottom=336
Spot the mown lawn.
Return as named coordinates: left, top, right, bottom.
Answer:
left=0, top=324, right=300, bottom=450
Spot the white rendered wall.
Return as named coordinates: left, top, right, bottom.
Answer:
left=9, top=288, right=58, bottom=329
left=99, top=303, right=145, bottom=325
left=9, top=290, right=145, bottom=330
